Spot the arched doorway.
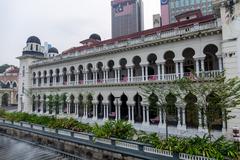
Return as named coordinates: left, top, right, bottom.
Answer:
left=119, top=58, right=128, bottom=82
left=70, top=66, right=75, bottom=82
left=147, top=53, right=158, bottom=80
left=78, top=94, right=84, bottom=117
left=185, top=92, right=198, bottom=128
left=166, top=93, right=177, bottom=126
left=78, top=65, right=84, bottom=84
left=70, top=95, right=75, bottom=114
left=120, top=93, right=128, bottom=120
left=148, top=93, right=159, bottom=125
left=87, top=63, right=93, bottom=83
left=97, top=62, right=104, bottom=83
left=55, top=94, right=60, bottom=114
left=164, top=51, right=175, bottom=74
left=203, top=44, right=219, bottom=71
left=97, top=94, right=104, bottom=119
left=43, top=95, right=47, bottom=113
left=108, top=60, right=115, bottom=82
left=87, top=94, right=93, bottom=118
left=182, top=48, right=195, bottom=76
left=108, top=94, right=116, bottom=120
left=49, top=70, right=53, bottom=86
left=63, top=68, right=68, bottom=85
left=2, top=93, right=9, bottom=107
left=62, top=94, right=67, bottom=113
left=206, top=92, right=222, bottom=131
left=55, top=69, right=60, bottom=83
left=134, top=93, right=143, bottom=123
left=132, top=56, right=142, bottom=81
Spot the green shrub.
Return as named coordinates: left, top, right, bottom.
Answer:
left=92, top=120, right=136, bottom=140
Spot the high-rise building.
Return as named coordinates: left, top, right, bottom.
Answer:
left=153, top=14, right=162, bottom=28
left=111, top=0, right=144, bottom=38
left=161, top=0, right=213, bottom=26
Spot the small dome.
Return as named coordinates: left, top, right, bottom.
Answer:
left=48, top=47, right=59, bottom=54
left=89, top=33, right=101, bottom=41
left=26, top=36, right=41, bottom=44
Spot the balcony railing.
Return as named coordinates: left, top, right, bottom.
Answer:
left=32, top=70, right=223, bottom=88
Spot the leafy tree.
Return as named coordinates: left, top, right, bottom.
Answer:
left=47, top=95, right=54, bottom=114
left=0, top=64, right=10, bottom=73
left=141, top=84, right=177, bottom=139
left=175, top=74, right=240, bottom=137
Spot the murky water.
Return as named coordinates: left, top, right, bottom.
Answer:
left=0, top=135, right=71, bottom=160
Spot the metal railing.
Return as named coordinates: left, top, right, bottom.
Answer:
left=32, top=70, right=223, bottom=89
left=0, top=119, right=215, bottom=160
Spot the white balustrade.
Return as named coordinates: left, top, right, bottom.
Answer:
left=179, top=153, right=215, bottom=160
left=58, top=130, right=71, bottom=136
left=115, top=141, right=138, bottom=150
left=164, top=74, right=177, bottom=81
left=132, top=76, right=142, bottom=82
left=144, top=146, right=173, bottom=157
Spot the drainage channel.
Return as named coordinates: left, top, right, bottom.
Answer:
left=0, top=134, right=85, bottom=160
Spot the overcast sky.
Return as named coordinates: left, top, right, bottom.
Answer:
left=0, top=0, right=160, bottom=66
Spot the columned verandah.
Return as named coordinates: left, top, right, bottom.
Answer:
left=32, top=44, right=223, bottom=88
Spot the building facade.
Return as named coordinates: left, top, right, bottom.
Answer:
left=17, top=0, right=240, bottom=138
left=0, top=66, right=19, bottom=107
left=161, top=0, right=213, bottom=25
left=111, top=0, right=144, bottom=38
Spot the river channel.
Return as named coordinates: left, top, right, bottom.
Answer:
left=0, top=135, right=75, bottom=160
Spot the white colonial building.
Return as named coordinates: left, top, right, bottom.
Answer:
left=17, top=0, right=240, bottom=137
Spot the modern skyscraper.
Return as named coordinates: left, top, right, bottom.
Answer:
left=161, top=0, right=213, bottom=26
left=111, top=0, right=144, bottom=38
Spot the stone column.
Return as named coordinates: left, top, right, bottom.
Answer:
left=103, top=70, right=106, bottom=83
left=75, top=74, right=79, bottom=85
left=128, top=106, right=131, bottom=122
left=106, top=104, right=109, bottom=120
left=67, top=74, right=71, bottom=85
left=106, top=70, right=109, bottom=83
left=158, top=109, right=163, bottom=128
left=157, top=64, right=161, bottom=80
left=141, top=66, right=145, bottom=81
left=201, top=59, right=205, bottom=72
left=182, top=107, right=186, bottom=130
left=161, top=63, right=165, bottom=80
left=127, top=68, right=130, bottom=82
left=218, top=57, right=223, bottom=71
left=198, top=108, right=203, bottom=131
left=118, top=104, right=121, bottom=120
left=142, top=106, right=146, bottom=125
left=145, top=66, right=148, bottom=81
left=180, top=61, right=184, bottom=78
left=130, top=67, right=133, bottom=82
left=175, top=62, right=179, bottom=78
left=145, top=105, right=150, bottom=125
left=115, top=104, right=118, bottom=120
left=177, top=107, right=181, bottom=129
left=196, top=59, right=200, bottom=77
left=75, top=103, right=78, bottom=116
left=67, top=103, right=70, bottom=114
left=83, top=72, right=86, bottom=84
left=131, top=105, right=134, bottom=123
left=95, top=104, right=98, bottom=120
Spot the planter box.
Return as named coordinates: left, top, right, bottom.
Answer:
left=74, top=133, right=89, bottom=140
left=58, top=130, right=71, bottom=136
left=95, top=138, right=111, bottom=145
left=32, top=124, right=43, bottom=131
left=4, top=120, right=12, bottom=124
left=44, top=127, right=56, bottom=133
left=22, top=123, right=31, bottom=128
left=13, top=122, right=21, bottom=126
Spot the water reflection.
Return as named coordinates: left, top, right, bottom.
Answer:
left=0, top=135, right=69, bottom=160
